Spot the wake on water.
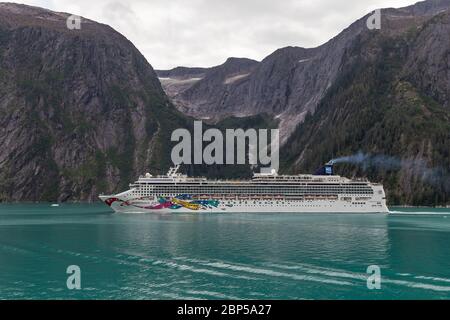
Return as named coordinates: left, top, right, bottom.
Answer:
left=389, top=210, right=449, bottom=215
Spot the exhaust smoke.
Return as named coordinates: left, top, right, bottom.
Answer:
left=330, top=152, right=449, bottom=191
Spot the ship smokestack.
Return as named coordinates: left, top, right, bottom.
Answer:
left=314, top=162, right=334, bottom=176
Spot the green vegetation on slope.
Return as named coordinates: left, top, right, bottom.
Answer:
left=281, top=32, right=450, bottom=206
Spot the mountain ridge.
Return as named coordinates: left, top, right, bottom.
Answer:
left=157, top=0, right=450, bottom=143
left=0, top=2, right=190, bottom=202
left=281, top=9, right=450, bottom=205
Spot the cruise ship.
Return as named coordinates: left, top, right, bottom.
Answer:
left=99, top=164, right=389, bottom=214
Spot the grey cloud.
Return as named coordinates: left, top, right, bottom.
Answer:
left=16, top=0, right=417, bottom=69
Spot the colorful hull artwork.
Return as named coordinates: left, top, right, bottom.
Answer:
left=104, top=195, right=222, bottom=212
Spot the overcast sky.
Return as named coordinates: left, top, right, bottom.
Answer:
left=16, top=0, right=418, bottom=69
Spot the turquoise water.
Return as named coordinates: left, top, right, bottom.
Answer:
left=0, top=204, right=450, bottom=300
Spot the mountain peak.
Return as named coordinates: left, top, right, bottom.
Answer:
left=0, top=2, right=51, bottom=14
left=401, top=0, right=450, bottom=16
left=0, top=2, right=73, bottom=24
left=224, top=57, right=259, bottom=65
left=0, top=2, right=117, bottom=39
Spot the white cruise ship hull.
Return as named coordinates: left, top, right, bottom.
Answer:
left=99, top=196, right=389, bottom=214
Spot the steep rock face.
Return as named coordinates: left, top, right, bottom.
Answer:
left=281, top=9, right=450, bottom=205
left=0, top=3, right=188, bottom=202
left=158, top=22, right=368, bottom=142
left=402, top=13, right=450, bottom=109
left=159, top=0, right=450, bottom=143
left=157, top=57, right=259, bottom=120
left=157, top=67, right=208, bottom=79
left=156, top=67, right=209, bottom=98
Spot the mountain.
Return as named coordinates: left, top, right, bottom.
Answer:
left=157, top=24, right=362, bottom=143
left=281, top=2, right=450, bottom=205
left=0, top=1, right=449, bottom=205
left=158, top=0, right=450, bottom=144
left=157, top=57, right=260, bottom=121
left=156, top=66, right=209, bottom=98
left=0, top=3, right=190, bottom=202
left=159, top=0, right=450, bottom=205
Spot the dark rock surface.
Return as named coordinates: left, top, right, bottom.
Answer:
left=0, top=3, right=188, bottom=202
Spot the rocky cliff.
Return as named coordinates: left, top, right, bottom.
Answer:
left=281, top=4, right=450, bottom=205
left=158, top=0, right=450, bottom=144
left=0, top=3, right=189, bottom=202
